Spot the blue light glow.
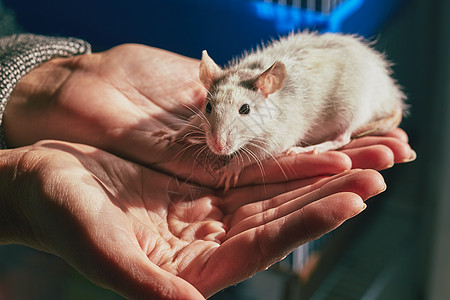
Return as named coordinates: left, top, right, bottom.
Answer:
left=250, top=0, right=364, bottom=33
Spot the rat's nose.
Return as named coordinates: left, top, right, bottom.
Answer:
left=206, top=131, right=232, bottom=155
left=214, top=136, right=226, bottom=152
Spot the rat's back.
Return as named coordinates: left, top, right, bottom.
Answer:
left=230, top=31, right=406, bottom=148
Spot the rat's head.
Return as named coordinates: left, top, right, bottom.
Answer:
left=199, top=50, right=286, bottom=156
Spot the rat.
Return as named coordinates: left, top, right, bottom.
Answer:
left=157, top=31, right=406, bottom=190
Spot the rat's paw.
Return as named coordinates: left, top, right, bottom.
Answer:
left=151, top=129, right=178, bottom=144
left=215, top=163, right=243, bottom=192
left=286, top=135, right=352, bottom=155
left=285, top=146, right=318, bottom=155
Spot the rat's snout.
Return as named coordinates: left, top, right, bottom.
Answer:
left=206, top=130, right=235, bottom=155
left=213, top=136, right=226, bottom=152
left=211, top=133, right=229, bottom=154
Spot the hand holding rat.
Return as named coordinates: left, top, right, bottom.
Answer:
left=3, top=44, right=414, bottom=188
left=0, top=140, right=386, bottom=299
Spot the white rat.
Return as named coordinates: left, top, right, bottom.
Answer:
left=158, top=32, right=406, bottom=190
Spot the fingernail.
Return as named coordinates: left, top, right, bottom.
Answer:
left=353, top=202, right=367, bottom=217
left=383, top=162, right=395, bottom=169
left=359, top=203, right=367, bottom=213
left=403, top=149, right=417, bottom=163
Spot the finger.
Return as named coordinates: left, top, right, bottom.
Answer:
left=204, top=192, right=367, bottom=293
left=238, top=151, right=352, bottom=185
left=253, top=192, right=366, bottom=262
left=226, top=166, right=378, bottom=209
left=383, top=127, right=409, bottom=142
left=220, top=168, right=365, bottom=214
left=343, top=135, right=415, bottom=164
left=225, top=169, right=385, bottom=237
left=220, top=175, right=328, bottom=213
left=342, top=145, right=395, bottom=170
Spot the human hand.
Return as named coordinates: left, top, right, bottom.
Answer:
left=0, top=140, right=386, bottom=299
left=3, top=44, right=204, bottom=159
left=3, top=45, right=415, bottom=187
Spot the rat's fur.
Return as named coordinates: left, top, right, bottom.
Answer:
left=162, top=32, right=406, bottom=189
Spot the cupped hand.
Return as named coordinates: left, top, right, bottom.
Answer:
left=3, top=44, right=205, bottom=160
left=0, top=140, right=386, bottom=299
left=3, top=45, right=415, bottom=187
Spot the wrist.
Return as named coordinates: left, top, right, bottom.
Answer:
left=2, top=57, right=76, bottom=147
left=0, top=34, right=91, bottom=149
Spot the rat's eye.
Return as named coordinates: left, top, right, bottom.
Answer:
left=239, top=104, right=250, bottom=115
left=205, top=102, right=212, bottom=114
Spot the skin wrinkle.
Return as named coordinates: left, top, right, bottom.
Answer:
left=136, top=168, right=163, bottom=228
left=5, top=149, right=49, bottom=248
left=348, top=136, right=411, bottom=160
left=295, top=194, right=351, bottom=245
left=296, top=206, right=312, bottom=244
left=133, top=171, right=181, bottom=271
left=332, top=193, right=363, bottom=221
left=136, top=191, right=173, bottom=264
left=178, top=243, right=217, bottom=295
left=117, top=67, right=167, bottom=117
left=107, top=47, right=202, bottom=117
left=97, top=73, right=150, bottom=123
left=171, top=240, right=201, bottom=274
left=252, top=225, right=269, bottom=271
left=255, top=215, right=287, bottom=269
left=148, top=234, right=179, bottom=274
left=38, top=61, right=73, bottom=112
left=159, top=196, right=225, bottom=275
left=230, top=183, right=308, bottom=229
left=226, top=202, right=272, bottom=239
left=224, top=182, right=297, bottom=223
left=164, top=206, right=203, bottom=271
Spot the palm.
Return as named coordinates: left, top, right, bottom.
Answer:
left=27, top=140, right=382, bottom=299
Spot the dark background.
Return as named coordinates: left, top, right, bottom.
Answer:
left=1, top=0, right=449, bottom=299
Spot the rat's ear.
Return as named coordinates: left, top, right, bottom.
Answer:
left=254, top=61, right=286, bottom=97
left=199, top=50, right=222, bottom=89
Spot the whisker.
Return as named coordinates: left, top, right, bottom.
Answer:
left=246, top=148, right=267, bottom=191
left=187, top=78, right=213, bottom=98
left=242, top=146, right=266, bottom=182
left=246, top=140, right=289, bottom=182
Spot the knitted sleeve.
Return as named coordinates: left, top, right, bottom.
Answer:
left=0, top=34, right=91, bottom=149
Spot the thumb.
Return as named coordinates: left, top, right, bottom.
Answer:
left=111, top=251, right=205, bottom=300
left=63, top=230, right=205, bottom=299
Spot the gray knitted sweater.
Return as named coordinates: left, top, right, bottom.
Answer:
left=0, top=34, right=91, bottom=148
